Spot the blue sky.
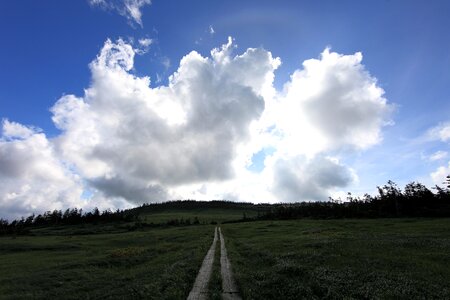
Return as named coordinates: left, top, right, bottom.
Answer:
left=1, top=0, right=450, bottom=218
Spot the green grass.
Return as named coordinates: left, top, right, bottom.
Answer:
left=0, top=204, right=258, bottom=299
left=2, top=204, right=450, bottom=300
left=0, top=225, right=215, bottom=299
left=222, top=218, right=450, bottom=299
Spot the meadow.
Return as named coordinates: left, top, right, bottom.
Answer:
left=222, top=218, right=450, bottom=299
left=0, top=225, right=214, bottom=299
left=1, top=202, right=450, bottom=299
left=0, top=203, right=255, bottom=299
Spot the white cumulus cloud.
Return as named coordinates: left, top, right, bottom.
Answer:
left=271, top=49, right=392, bottom=158
left=0, top=38, right=393, bottom=218
left=50, top=37, right=277, bottom=204
left=0, top=120, right=83, bottom=220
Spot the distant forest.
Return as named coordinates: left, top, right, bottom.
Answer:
left=261, top=178, right=450, bottom=220
left=1, top=177, right=450, bottom=235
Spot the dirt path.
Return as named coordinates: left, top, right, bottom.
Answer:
left=187, top=227, right=241, bottom=300
left=187, top=227, right=218, bottom=300
left=219, top=227, right=242, bottom=300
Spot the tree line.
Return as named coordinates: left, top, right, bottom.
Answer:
left=1, top=177, right=449, bottom=235
left=258, top=178, right=450, bottom=220
left=0, top=207, right=136, bottom=235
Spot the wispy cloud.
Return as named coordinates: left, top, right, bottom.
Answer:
left=160, top=56, right=170, bottom=69
left=138, top=38, right=153, bottom=47
left=88, top=0, right=151, bottom=27
left=429, top=150, right=448, bottom=161
left=427, top=122, right=450, bottom=142
left=134, top=37, right=153, bottom=54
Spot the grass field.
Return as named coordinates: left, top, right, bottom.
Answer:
left=129, top=201, right=266, bottom=225
left=138, top=208, right=256, bottom=224
left=0, top=205, right=252, bottom=299
left=0, top=225, right=215, bottom=299
left=222, top=218, right=450, bottom=299
left=1, top=203, right=450, bottom=299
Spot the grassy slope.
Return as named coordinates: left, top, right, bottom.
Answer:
left=140, top=209, right=251, bottom=224
left=222, top=218, right=450, bottom=299
left=136, top=206, right=260, bottom=224
left=0, top=225, right=215, bottom=299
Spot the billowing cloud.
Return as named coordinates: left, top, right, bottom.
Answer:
left=50, top=37, right=276, bottom=205
left=89, top=0, right=151, bottom=27
left=272, top=156, right=354, bottom=202
left=0, top=38, right=393, bottom=219
left=0, top=120, right=83, bottom=219
left=269, top=49, right=392, bottom=158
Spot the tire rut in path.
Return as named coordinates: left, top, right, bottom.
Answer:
left=187, top=227, right=218, bottom=300
left=219, top=227, right=242, bottom=300
left=187, top=227, right=242, bottom=300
